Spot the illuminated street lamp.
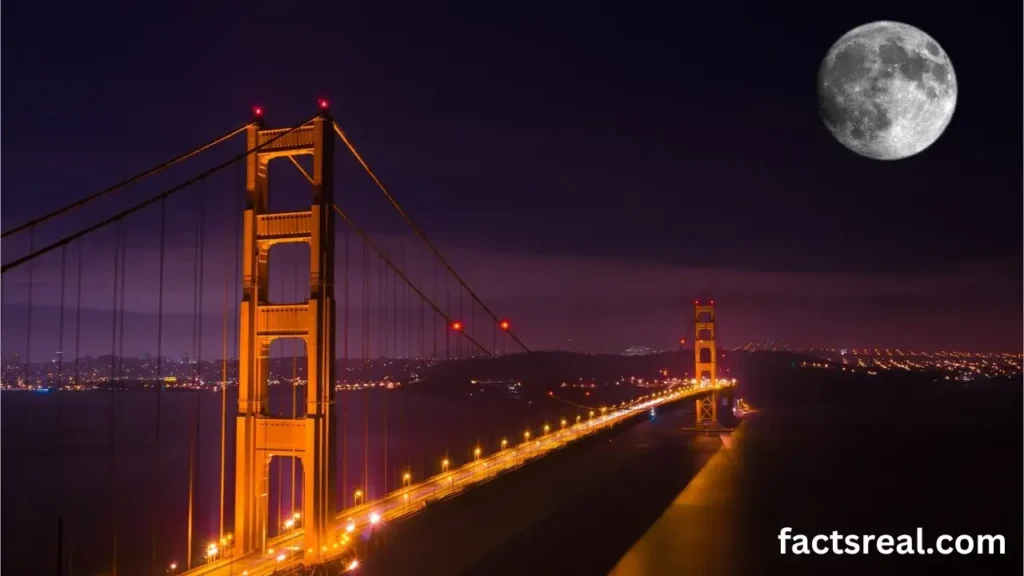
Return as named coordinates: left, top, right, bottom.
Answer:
left=169, top=562, right=178, bottom=574
left=206, top=542, right=219, bottom=563
left=523, top=430, right=530, bottom=442
left=575, top=415, right=581, bottom=424
left=402, top=472, right=411, bottom=488
left=500, top=438, right=508, bottom=450
left=441, top=458, right=449, bottom=473
left=473, top=447, right=482, bottom=461
left=560, top=419, right=567, bottom=429
left=589, top=410, right=595, bottom=419
left=354, top=489, right=363, bottom=506
left=543, top=424, right=550, bottom=434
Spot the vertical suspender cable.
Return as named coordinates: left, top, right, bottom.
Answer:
left=25, top=228, right=35, bottom=383
left=57, top=246, right=67, bottom=378
left=342, top=219, right=350, bottom=509
left=151, top=197, right=167, bottom=576
left=186, top=184, right=206, bottom=568
left=73, top=241, right=82, bottom=388
left=54, top=233, right=66, bottom=573
left=195, top=183, right=206, bottom=540
left=377, top=247, right=383, bottom=361
left=381, top=247, right=388, bottom=496
left=418, top=246, right=425, bottom=360
left=459, top=286, right=464, bottom=360
left=219, top=271, right=228, bottom=542
left=277, top=274, right=284, bottom=531
left=186, top=401, right=196, bottom=569
left=399, top=241, right=405, bottom=472
left=362, top=241, right=369, bottom=501
left=187, top=197, right=200, bottom=568
left=221, top=163, right=243, bottom=542
left=291, top=262, right=298, bottom=515
left=405, top=240, right=411, bottom=359
left=432, top=259, right=437, bottom=358
left=392, top=246, right=397, bottom=358
left=108, top=225, right=121, bottom=573
left=116, top=225, right=127, bottom=390
left=445, top=270, right=450, bottom=361
left=113, top=226, right=126, bottom=576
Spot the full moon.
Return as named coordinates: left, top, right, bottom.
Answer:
left=817, top=21, right=957, bottom=160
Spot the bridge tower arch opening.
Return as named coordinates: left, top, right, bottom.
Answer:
left=694, top=301, right=719, bottom=427
left=234, top=110, right=337, bottom=563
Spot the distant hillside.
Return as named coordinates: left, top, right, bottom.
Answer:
left=413, top=349, right=826, bottom=388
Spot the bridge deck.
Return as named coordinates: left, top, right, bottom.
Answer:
left=183, top=384, right=731, bottom=575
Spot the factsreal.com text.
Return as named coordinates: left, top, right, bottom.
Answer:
left=778, top=527, right=1005, bottom=555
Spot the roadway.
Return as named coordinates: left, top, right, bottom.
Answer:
left=183, top=382, right=732, bottom=575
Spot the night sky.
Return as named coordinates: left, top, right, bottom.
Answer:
left=2, top=1, right=1021, bottom=355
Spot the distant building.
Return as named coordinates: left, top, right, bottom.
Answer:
left=623, top=346, right=656, bottom=356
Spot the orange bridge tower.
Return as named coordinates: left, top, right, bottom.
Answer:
left=234, top=108, right=337, bottom=563
left=694, top=300, right=719, bottom=427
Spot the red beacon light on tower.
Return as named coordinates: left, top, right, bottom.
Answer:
left=679, top=338, right=686, bottom=346
left=318, top=98, right=329, bottom=110
left=450, top=320, right=463, bottom=332
left=252, top=106, right=264, bottom=118
left=499, top=320, right=510, bottom=331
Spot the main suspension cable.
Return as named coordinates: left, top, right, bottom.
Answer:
left=2, top=114, right=320, bottom=275
left=332, top=205, right=492, bottom=357
left=1, top=123, right=251, bottom=239
left=333, top=121, right=584, bottom=401
left=332, top=122, right=533, bottom=355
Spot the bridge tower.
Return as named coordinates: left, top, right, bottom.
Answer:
left=234, top=109, right=337, bottom=563
left=694, top=301, right=718, bottom=426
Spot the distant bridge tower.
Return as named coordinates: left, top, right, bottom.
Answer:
left=234, top=108, right=337, bottom=562
left=694, top=300, right=718, bottom=426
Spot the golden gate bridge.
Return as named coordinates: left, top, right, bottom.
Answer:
left=0, top=101, right=733, bottom=575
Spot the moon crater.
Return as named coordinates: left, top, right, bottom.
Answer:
left=817, top=21, right=957, bottom=160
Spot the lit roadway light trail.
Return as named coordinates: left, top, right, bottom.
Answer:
left=181, top=382, right=734, bottom=575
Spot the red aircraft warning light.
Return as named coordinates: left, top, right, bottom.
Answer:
left=318, top=98, right=330, bottom=109
left=450, top=321, right=463, bottom=332
left=499, top=320, right=510, bottom=331
left=679, top=339, right=686, bottom=346
left=252, top=106, right=264, bottom=117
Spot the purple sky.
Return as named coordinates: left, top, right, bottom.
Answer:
left=2, top=1, right=1021, bottom=355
